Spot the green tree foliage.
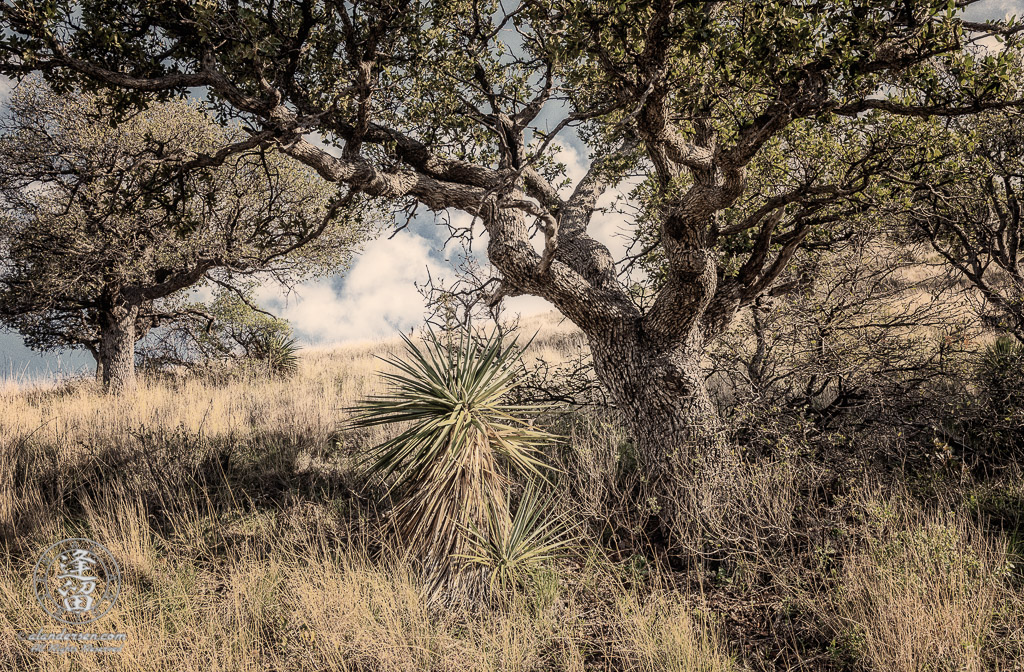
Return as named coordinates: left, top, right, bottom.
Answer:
left=0, top=81, right=373, bottom=391
left=140, top=288, right=300, bottom=376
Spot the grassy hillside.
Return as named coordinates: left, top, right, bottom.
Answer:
left=0, top=322, right=1021, bottom=671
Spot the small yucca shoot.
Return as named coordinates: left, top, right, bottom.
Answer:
left=253, top=332, right=300, bottom=376
left=349, top=327, right=556, bottom=583
left=977, top=336, right=1024, bottom=404
left=459, top=480, right=570, bottom=596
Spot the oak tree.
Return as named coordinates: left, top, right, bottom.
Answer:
left=0, top=82, right=369, bottom=392
left=3, top=0, right=1022, bottom=536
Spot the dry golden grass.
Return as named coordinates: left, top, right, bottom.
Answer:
left=0, top=340, right=395, bottom=449
left=0, top=334, right=735, bottom=672
left=1, top=322, right=1021, bottom=670
left=807, top=496, right=1023, bottom=672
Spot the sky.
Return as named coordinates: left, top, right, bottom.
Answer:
left=1, top=0, right=1022, bottom=379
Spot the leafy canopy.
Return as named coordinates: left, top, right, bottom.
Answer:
left=0, top=80, right=374, bottom=355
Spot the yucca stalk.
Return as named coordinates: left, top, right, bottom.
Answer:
left=350, top=327, right=555, bottom=586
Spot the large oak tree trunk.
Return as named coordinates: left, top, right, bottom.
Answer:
left=587, top=323, right=732, bottom=545
left=483, top=199, right=741, bottom=547
left=98, top=302, right=139, bottom=393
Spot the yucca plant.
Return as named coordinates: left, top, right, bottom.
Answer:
left=349, top=327, right=557, bottom=588
left=966, top=334, right=1024, bottom=458
left=459, top=480, right=571, bottom=596
left=977, top=335, right=1024, bottom=410
left=252, top=332, right=300, bottom=376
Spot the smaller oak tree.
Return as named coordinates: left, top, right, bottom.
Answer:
left=894, top=109, right=1024, bottom=342
left=0, top=82, right=372, bottom=391
left=139, top=286, right=296, bottom=374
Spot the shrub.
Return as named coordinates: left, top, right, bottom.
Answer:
left=250, top=332, right=301, bottom=377
left=938, top=335, right=1024, bottom=464
left=459, top=480, right=570, bottom=596
left=974, top=336, right=1024, bottom=448
left=140, top=288, right=298, bottom=377
left=820, top=506, right=1017, bottom=672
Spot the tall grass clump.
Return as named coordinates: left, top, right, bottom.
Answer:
left=350, top=328, right=558, bottom=591
left=819, top=503, right=1019, bottom=671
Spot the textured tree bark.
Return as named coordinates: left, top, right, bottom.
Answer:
left=98, top=302, right=139, bottom=393
left=587, top=322, right=730, bottom=544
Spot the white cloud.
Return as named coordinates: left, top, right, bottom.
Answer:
left=256, top=231, right=456, bottom=344
left=554, top=141, right=588, bottom=193
left=963, top=0, right=1024, bottom=20
left=505, top=294, right=555, bottom=316
left=254, top=217, right=572, bottom=344
left=592, top=177, right=644, bottom=263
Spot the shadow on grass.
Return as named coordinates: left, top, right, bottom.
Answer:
left=1, top=425, right=382, bottom=558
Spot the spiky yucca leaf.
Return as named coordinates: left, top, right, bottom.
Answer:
left=350, top=328, right=555, bottom=572
left=252, top=332, right=300, bottom=376
left=977, top=335, right=1024, bottom=410
left=459, top=481, right=570, bottom=595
